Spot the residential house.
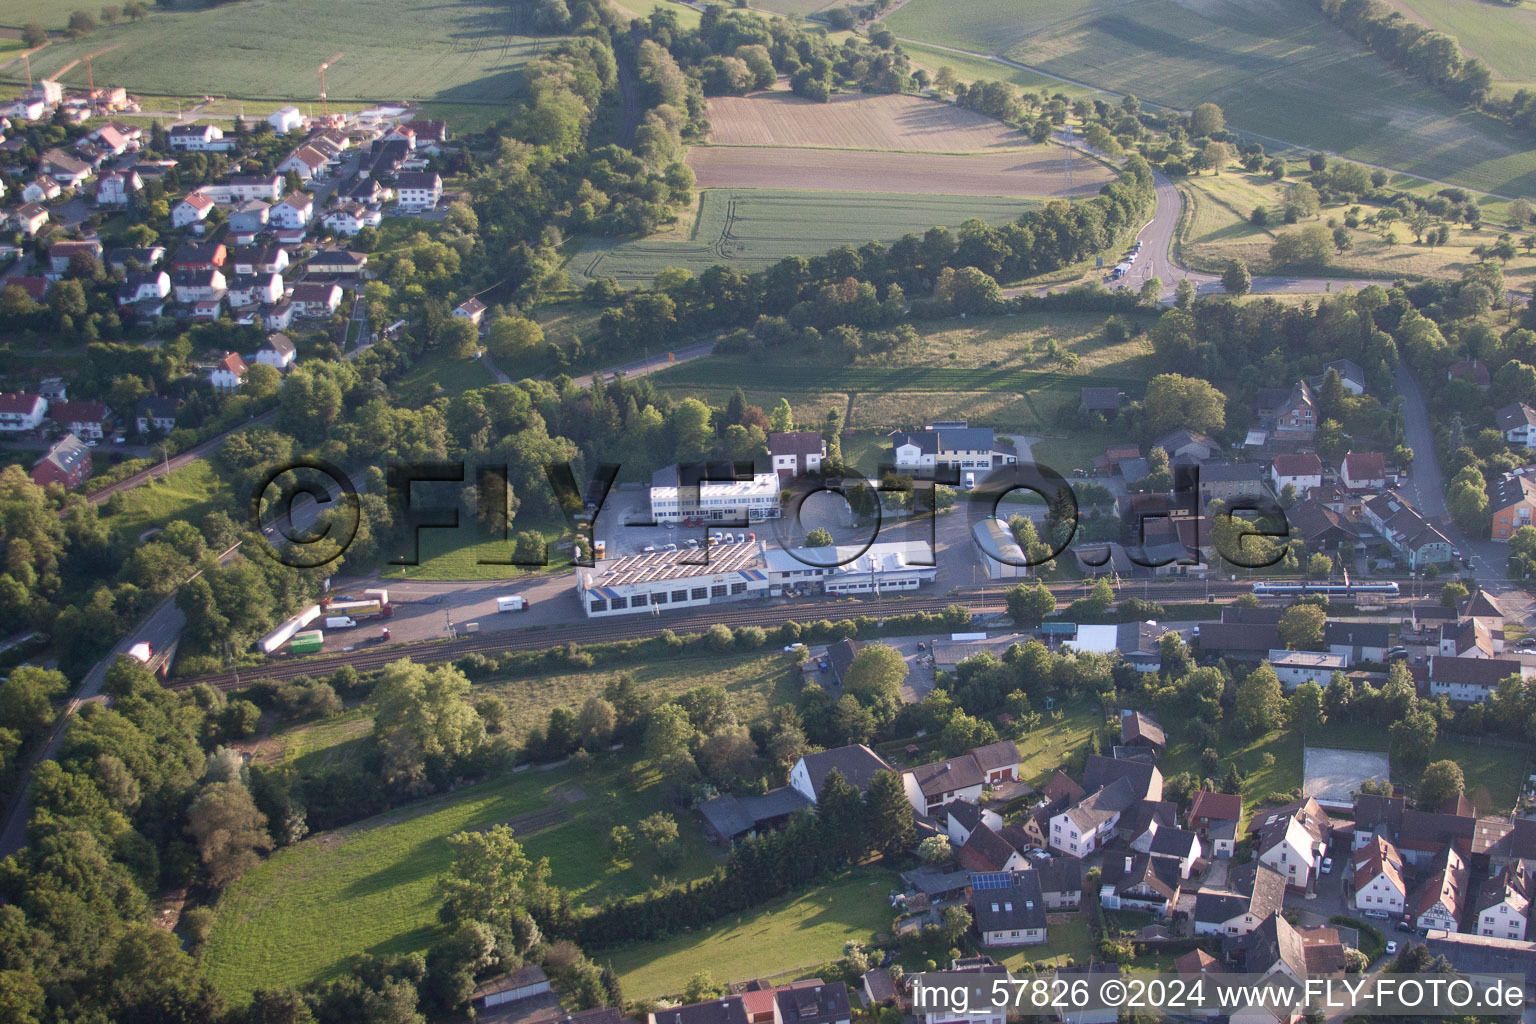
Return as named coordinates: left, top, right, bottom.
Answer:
left=7, top=98, right=45, bottom=121
left=290, top=281, right=342, bottom=318
left=1489, top=471, right=1536, bottom=541
left=227, top=199, right=270, bottom=237
left=13, top=202, right=48, bottom=237
left=255, top=332, right=297, bottom=370
left=1315, top=358, right=1366, bottom=395
left=168, top=124, right=229, bottom=151
left=135, top=396, right=181, bottom=435
left=1340, top=451, right=1386, bottom=491
left=1350, top=793, right=1405, bottom=852
left=1193, top=864, right=1287, bottom=937
left=1188, top=790, right=1244, bottom=859
left=230, top=243, right=289, bottom=277
left=772, top=982, right=850, bottom=1024
left=956, top=822, right=1027, bottom=873
left=902, top=756, right=985, bottom=817
left=394, top=171, right=442, bottom=209
left=209, top=352, right=248, bottom=393
left=47, top=400, right=109, bottom=441
left=1197, top=463, right=1268, bottom=510
left=267, top=193, right=313, bottom=231
left=173, top=239, right=227, bottom=272
left=0, top=393, right=49, bottom=433
left=1133, top=822, right=1202, bottom=878
left=1422, top=931, right=1536, bottom=1003
left=648, top=996, right=748, bottom=1024
left=968, top=872, right=1047, bottom=945
left=823, top=637, right=862, bottom=686
left=7, top=278, right=50, bottom=304
left=1271, top=453, right=1323, bottom=497
left=1324, top=620, right=1389, bottom=664
left=173, top=267, right=227, bottom=304
left=227, top=273, right=282, bottom=309
left=48, top=238, right=103, bottom=276
left=117, top=269, right=169, bottom=307
left=1013, top=772, right=1084, bottom=850
left=1156, top=428, right=1220, bottom=463
left=94, top=169, right=141, bottom=206
left=1100, top=851, right=1181, bottom=917
left=1267, top=650, right=1347, bottom=690
left=1498, top=403, right=1536, bottom=446
left=788, top=745, right=893, bottom=803
left=1448, top=358, right=1492, bottom=389
left=337, top=174, right=388, bottom=206
left=889, top=423, right=1017, bottom=479
left=31, top=433, right=91, bottom=489
left=1049, top=756, right=1163, bottom=858
left=1080, top=386, right=1126, bottom=420
left=1439, top=617, right=1497, bottom=659
left=22, top=175, right=62, bottom=203
left=452, top=296, right=486, bottom=327
left=968, top=739, right=1021, bottom=785
left=698, top=787, right=812, bottom=846
left=308, top=249, right=367, bottom=277
left=1397, top=805, right=1479, bottom=867
left=1250, top=798, right=1332, bottom=892
left=770, top=431, right=827, bottom=481
left=1427, top=655, right=1531, bottom=703
left=1258, top=380, right=1318, bottom=441
left=1362, top=490, right=1454, bottom=569
left=40, top=148, right=91, bottom=187
left=945, top=802, right=1003, bottom=847
left=264, top=301, right=295, bottom=330
left=1352, top=835, right=1407, bottom=917
left=268, top=106, right=305, bottom=133
left=1476, top=864, right=1531, bottom=940
left=172, top=190, right=216, bottom=229
left=1120, top=710, right=1166, bottom=753
left=107, top=245, right=165, bottom=272
left=1410, top=846, right=1469, bottom=933
left=320, top=202, right=379, bottom=235
left=1459, top=587, right=1508, bottom=634
left=277, top=145, right=329, bottom=181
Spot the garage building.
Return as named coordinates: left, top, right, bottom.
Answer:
left=972, top=517, right=1030, bottom=580
left=576, top=539, right=769, bottom=617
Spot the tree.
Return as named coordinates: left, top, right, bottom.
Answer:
left=1005, top=582, right=1055, bottom=626
left=1278, top=603, right=1326, bottom=650
left=67, top=9, right=98, bottom=35
left=1174, top=278, right=1196, bottom=309
left=643, top=702, right=697, bottom=774
left=769, top=397, right=794, bottom=433
left=1440, top=581, right=1469, bottom=608
left=21, top=22, right=46, bottom=47
left=1201, top=140, right=1233, bottom=174
left=1142, top=373, right=1227, bottom=437
left=1236, top=664, right=1286, bottom=735
left=917, top=835, right=951, bottom=863
left=1221, top=259, right=1251, bottom=296
left=1390, top=708, right=1438, bottom=767
left=865, top=769, right=915, bottom=858
left=1289, top=682, right=1326, bottom=735
left=806, top=527, right=834, bottom=547
left=843, top=644, right=908, bottom=706
left=1417, top=759, right=1465, bottom=810
left=485, top=314, right=544, bottom=363
left=1190, top=102, right=1225, bottom=137
left=185, top=780, right=272, bottom=886
left=437, top=824, right=546, bottom=950
left=371, top=659, right=485, bottom=793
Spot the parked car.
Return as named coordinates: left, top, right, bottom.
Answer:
left=1385, top=941, right=1399, bottom=956
left=1321, top=857, right=1334, bottom=874
left=783, top=642, right=805, bottom=652
left=1396, top=919, right=1415, bottom=932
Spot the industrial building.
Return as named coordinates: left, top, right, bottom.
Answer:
left=576, top=539, right=769, bottom=617
left=972, top=517, right=1029, bottom=579
left=763, top=541, right=937, bottom=596
left=648, top=463, right=782, bottom=522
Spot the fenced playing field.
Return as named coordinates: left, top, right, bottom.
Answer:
left=572, top=188, right=1042, bottom=284
left=5, top=0, right=557, bottom=104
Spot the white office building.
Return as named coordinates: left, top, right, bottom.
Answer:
left=764, top=541, right=937, bottom=596
left=649, top=464, right=782, bottom=522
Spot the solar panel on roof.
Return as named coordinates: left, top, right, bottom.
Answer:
left=969, top=872, right=1014, bottom=891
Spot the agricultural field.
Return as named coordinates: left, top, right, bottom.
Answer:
left=5, top=0, right=560, bottom=105
left=883, top=0, right=1536, bottom=198
left=899, top=40, right=1089, bottom=96
left=687, top=145, right=1111, bottom=196
left=0, top=0, right=92, bottom=29
left=702, top=90, right=1033, bottom=151
left=201, top=751, right=727, bottom=999
left=1386, top=0, right=1536, bottom=91
left=603, top=867, right=898, bottom=1001
left=1176, top=168, right=1536, bottom=290
left=572, top=189, right=1042, bottom=285
left=650, top=310, right=1153, bottom=432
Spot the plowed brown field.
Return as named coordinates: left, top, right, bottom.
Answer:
left=686, top=146, right=1113, bottom=197
left=703, top=90, right=1031, bottom=151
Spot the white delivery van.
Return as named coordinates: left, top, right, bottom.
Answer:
left=324, top=616, right=357, bottom=629
left=497, top=596, right=527, bottom=613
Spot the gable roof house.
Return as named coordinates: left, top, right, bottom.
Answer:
left=117, top=269, right=170, bottom=311
left=1197, top=462, right=1267, bottom=511
left=173, top=239, right=226, bottom=271
left=1411, top=846, right=1469, bottom=933
left=48, top=238, right=104, bottom=277
left=1193, top=864, right=1287, bottom=937
left=172, top=189, right=216, bottom=229
left=945, top=801, right=1004, bottom=848
left=1156, top=428, right=1220, bottom=463
left=394, top=170, right=442, bottom=210
left=1427, top=655, right=1530, bottom=704
left=1324, top=620, right=1389, bottom=664
left=902, top=756, right=985, bottom=817
left=771, top=982, right=851, bottom=1024
left=1439, top=617, right=1497, bottom=659
left=172, top=266, right=226, bottom=304
left=955, top=822, right=1027, bottom=874
left=135, top=396, right=182, bottom=435
left=308, top=249, right=368, bottom=277
left=226, top=199, right=270, bottom=239
left=209, top=352, right=247, bottom=393
left=769, top=431, right=828, bottom=481
left=1352, top=835, right=1407, bottom=916
left=968, top=871, right=1047, bottom=946
left=290, top=281, right=342, bottom=318
left=1120, top=710, right=1165, bottom=752
left=31, top=433, right=92, bottom=490
left=41, top=148, right=92, bottom=187
left=889, top=424, right=1017, bottom=477
left=1498, top=402, right=1536, bottom=447
left=13, top=201, right=49, bottom=237
left=21, top=175, right=62, bottom=204
left=270, top=191, right=314, bottom=230
left=1188, top=790, right=1244, bottom=859
left=1340, top=451, right=1386, bottom=491
left=94, top=169, right=141, bottom=207
left=1250, top=798, right=1332, bottom=892
left=47, top=400, right=109, bottom=441
left=278, top=144, right=329, bottom=181
left=107, top=245, right=166, bottom=273
left=255, top=332, right=297, bottom=370
left=1313, top=358, right=1366, bottom=395
left=788, top=745, right=893, bottom=803
left=1362, top=490, right=1454, bottom=569
left=227, top=273, right=282, bottom=309
left=968, top=739, right=1021, bottom=784
left=1271, top=453, right=1324, bottom=498
left=1476, top=863, right=1531, bottom=941
left=0, top=393, right=49, bottom=433
left=698, top=786, right=813, bottom=847
left=168, top=123, right=229, bottom=151
left=1080, top=386, right=1126, bottom=419
left=1489, top=471, right=1536, bottom=542
left=1258, top=379, right=1317, bottom=441
left=1100, top=851, right=1181, bottom=917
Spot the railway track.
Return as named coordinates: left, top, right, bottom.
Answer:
left=167, top=577, right=1423, bottom=693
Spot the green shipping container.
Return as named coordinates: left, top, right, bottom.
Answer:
left=290, top=630, right=324, bottom=654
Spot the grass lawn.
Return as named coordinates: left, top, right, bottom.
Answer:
left=99, top=458, right=230, bottom=545
left=281, top=708, right=374, bottom=774
left=601, top=866, right=898, bottom=1001
left=899, top=41, right=1091, bottom=97
left=391, top=347, right=495, bottom=404
left=401, top=514, right=568, bottom=583
left=6, top=0, right=560, bottom=105
left=883, top=0, right=1536, bottom=197
left=1014, top=698, right=1105, bottom=786
left=1388, top=0, right=1536, bottom=90
left=609, top=0, right=703, bottom=27
left=570, top=189, right=1043, bottom=287
left=203, top=751, right=724, bottom=1001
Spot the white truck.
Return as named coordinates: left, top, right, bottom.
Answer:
left=497, top=596, right=527, bottom=613
left=324, top=616, right=357, bottom=629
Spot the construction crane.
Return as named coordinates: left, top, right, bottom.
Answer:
left=317, top=53, right=343, bottom=117
left=50, top=58, right=80, bottom=79
left=83, top=43, right=122, bottom=99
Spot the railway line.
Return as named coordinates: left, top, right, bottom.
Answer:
left=168, top=576, right=1428, bottom=692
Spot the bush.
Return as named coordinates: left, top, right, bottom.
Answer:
left=704, top=623, right=735, bottom=652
